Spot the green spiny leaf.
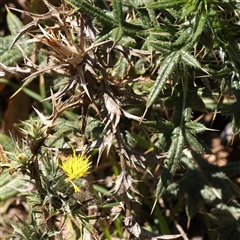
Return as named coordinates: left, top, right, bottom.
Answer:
left=184, top=130, right=211, bottom=154
left=173, top=27, right=192, bottom=48
left=146, top=0, right=185, bottom=9
left=191, top=13, right=207, bottom=45
left=149, top=39, right=173, bottom=53
left=146, top=51, right=181, bottom=108
left=181, top=4, right=197, bottom=18
left=66, top=0, right=118, bottom=27
left=121, top=22, right=148, bottom=37
left=144, top=120, right=174, bottom=134
left=160, top=8, right=176, bottom=24
left=180, top=49, right=201, bottom=69
left=155, top=127, right=184, bottom=200
left=156, top=134, right=170, bottom=151
left=112, top=0, right=124, bottom=24
left=185, top=121, right=207, bottom=134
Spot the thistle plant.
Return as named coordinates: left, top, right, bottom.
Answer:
left=1, top=0, right=240, bottom=239
left=2, top=118, right=96, bottom=239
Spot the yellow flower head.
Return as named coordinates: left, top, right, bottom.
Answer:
left=59, top=148, right=91, bottom=192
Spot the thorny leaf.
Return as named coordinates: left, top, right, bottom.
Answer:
left=76, top=64, right=92, bottom=101
left=46, top=65, right=91, bottom=101
left=104, top=92, right=122, bottom=131
left=124, top=215, right=185, bottom=240
left=95, top=130, right=115, bottom=165
left=32, top=106, right=59, bottom=128
left=39, top=89, right=84, bottom=137
left=0, top=63, right=31, bottom=78
left=111, top=170, right=141, bottom=198
left=112, top=171, right=132, bottom=196
left=103, top=92, right=142, bottom=131
left=9, top=0, right=65, bottom=49
left=10, top=63, right=67, bottom=99
left=121, top=148, right=154, bottom=176
left=51, top=77, right=78, bottom=100
left=122, top=148, right=142, bottom=169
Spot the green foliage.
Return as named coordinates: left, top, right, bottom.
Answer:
left=0, top=169, right=26, bottom=204
left=164, top=151, right=240, bottom=239
left=0, top=132, right=15, bottom=152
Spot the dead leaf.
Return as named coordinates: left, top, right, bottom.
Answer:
left=110, top=171, right=142, bottom=199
